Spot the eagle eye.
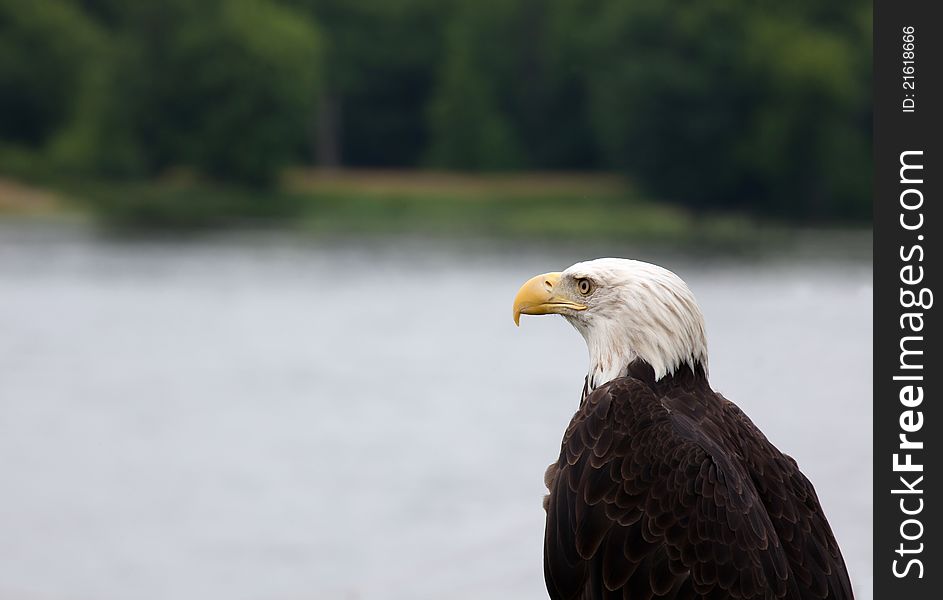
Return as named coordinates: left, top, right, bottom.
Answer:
left=576, top=278, right=593, bottom=295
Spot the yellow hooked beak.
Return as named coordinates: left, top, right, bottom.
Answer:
left=512, top=272, right=587, bottom=326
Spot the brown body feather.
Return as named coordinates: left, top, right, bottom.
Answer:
left=543, top=360, right=854, bottom=600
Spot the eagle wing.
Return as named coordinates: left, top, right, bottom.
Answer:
left=721, top=401, right=855, bottom=600
left=544, top=377, right=853, bottom=600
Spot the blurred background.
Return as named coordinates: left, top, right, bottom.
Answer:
left=0, top=1, right=871, bottom=599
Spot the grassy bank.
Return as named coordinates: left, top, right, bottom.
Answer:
left=0, top=170, right=861, bottom=249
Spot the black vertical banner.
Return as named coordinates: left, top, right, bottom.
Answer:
left=874, top=1, right=941, bottom=599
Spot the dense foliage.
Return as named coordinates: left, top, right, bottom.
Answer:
left=0, top=0, right=870, bottom=218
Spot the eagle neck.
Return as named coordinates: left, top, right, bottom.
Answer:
left=581, top=358, right=710, bottom=401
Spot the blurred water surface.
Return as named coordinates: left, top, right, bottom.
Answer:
left=0, top=225, right=871, bottom=600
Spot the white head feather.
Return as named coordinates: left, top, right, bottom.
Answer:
left=560, top=258, right=708, bottom=388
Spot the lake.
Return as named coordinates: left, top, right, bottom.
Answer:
left=0, top=224, right=872, bottom=599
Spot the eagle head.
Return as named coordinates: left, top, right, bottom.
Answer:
left=513, top=258, right=708, bottom=388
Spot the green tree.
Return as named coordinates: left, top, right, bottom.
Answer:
left=583, top=0, right=870, bottom=218
left=425, top=0, right=599, bottom=171
left=55, top=0, right=321, bottom=185
left=289, top=0, right=449, bottom=167
left=1, top=0, right=872, bottom=220
left=425, top=0, right=523, bottom=170
left=0, top=0, right=102, bottom=149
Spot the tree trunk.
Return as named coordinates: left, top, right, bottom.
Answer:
left=315, top=90, right=342, bottom=168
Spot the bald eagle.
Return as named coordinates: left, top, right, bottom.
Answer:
left=513, top=258, right=853, bottom=600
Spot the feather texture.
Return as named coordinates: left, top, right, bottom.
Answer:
left=543, top=362, right=854, bottom=600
